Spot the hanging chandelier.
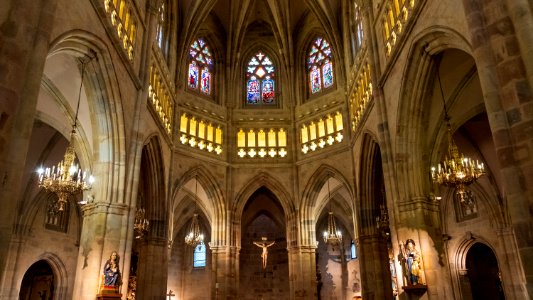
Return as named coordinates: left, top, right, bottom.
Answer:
left=430, top=60, right=485, bottom=202
left=323, top=178, right=342, bottom=246
left=185, top=177, right=204, bottom=247
left=36, top=56, right=95, bottom=212
left=134, top=207, right=149, bottom=239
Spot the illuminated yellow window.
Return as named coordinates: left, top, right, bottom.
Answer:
left=326, top=115, right=334, bottom=134
left=237, top=129, right=246, bottom=148
left=268, top=129, right=277, bottom=147
left=258, top=130, right=266, bottom=147
left=215, top=127, right=222, bottom=144
left=335, top=113, right=343, bottom=131
left=189, top=118, right=197, bottom=136
left=207, top=124, right=214, bottom=142
left=278, top=129, right=287, bottom=147
left=301, top=126, right=308, bottom=143
left=247, top=130, right=256, bottom=147
left=180, top=114, right=188, bottom=133
left=119, top=0, right=125, bottom=18
left=309, top=122, right=317, bottom=140
left=198, top=121, right=205, bottom=139
left=318, top=120, right=325, bottom=138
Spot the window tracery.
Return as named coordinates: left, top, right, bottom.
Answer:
left=307, top=37, right=334, bottom=96
left=187, top=38, right=213, bottom=96
left=246, top=51, right=276, bottom=105
left=193, top=242, right=206, bottom=268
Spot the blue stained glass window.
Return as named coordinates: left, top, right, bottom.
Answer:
left=201, top=68, right=211, bottom=95
left=245, top=51, right=276, bottom=105
left=307, top=37, right=334, bottom=96
left=323, top=60, right=333, bottom=88
left=193, top=242, right=206, bottom=268
left=351, top=240, right=357, bottom=259
left=310, top=66, right=321, bottom=94
left=188, top=62, right=199, bottom=89
left=188, top=38, right=213, bottom=96
left=247, top=78, right=260, bottom=104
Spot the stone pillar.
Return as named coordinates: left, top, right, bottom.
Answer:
left=210, top=245, right=239, bottom=300
left=0, top=0, right=57, bottom=297
left=462, top=0, right=533, bottom=297
left=135, top=236, right=168, bottom=300
left=359, top=234, right=393, bottom=300
left=287, top=245, right=317, bottom=300
left=72, top=203, right=129, bottom=299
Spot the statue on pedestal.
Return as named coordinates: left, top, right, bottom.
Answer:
left=400, top=239, right=421, bottom=286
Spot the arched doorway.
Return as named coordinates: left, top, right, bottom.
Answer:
left=239, top=187, right=289, bottom=300
left=19, top=260, right=55, bottom=300
left=466, top=243, right=504, bottom=299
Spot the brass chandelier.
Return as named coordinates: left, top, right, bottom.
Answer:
left=134, top=207, right=149, bottom=239
left=430, top=61, right=485, bottom=201
left=185, top=177, right=204, bottom=247
left=37, top=56, right=94, bottom=211
left=323, top=178, right=342, bottom=246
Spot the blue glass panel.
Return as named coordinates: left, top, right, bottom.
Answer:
left=247, top=79, right=260, bottom=104
left=323, top=61, right=333, bottom=88
left=262, top=78, right=275, bottom=104
left=188, top=63, right=199, bottom=89
left=201, top=68, right=211, bottom=95
left=310, top=66, right=321, bottom=94
left=193, top=243, right=206, bottom=267
left=351, top=241, right=357, bottom=259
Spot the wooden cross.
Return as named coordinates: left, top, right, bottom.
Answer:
left=166, top=289, right=175, bottom=300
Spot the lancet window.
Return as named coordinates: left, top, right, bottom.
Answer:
left=187, top=38, right=213, bottom=96
left=307, top=37, right=334, bottom=95
left=246, top=51, right=276, bottom=105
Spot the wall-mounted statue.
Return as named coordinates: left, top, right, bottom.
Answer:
left=400, top=239, right=421, bottom=286
left=102, top=251, right=122, bottom=292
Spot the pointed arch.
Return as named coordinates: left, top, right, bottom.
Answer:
left=171, top=166, right=226, bottom=245
left=47, top=30, right=128, bottom=207
left=186, top=37, right=214, bottom=96
left=300, top=165, right=355, bottom=245
left=139, top=135, right=167, bottom=238
left=396, top=26, right=472, bottom=201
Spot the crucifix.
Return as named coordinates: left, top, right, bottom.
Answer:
left=166, top=289, right=175, bottom=300
left=253, top=237, right=275, bottom=269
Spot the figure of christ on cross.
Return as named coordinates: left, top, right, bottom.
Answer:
left=253, top=237, right=275, bottom=269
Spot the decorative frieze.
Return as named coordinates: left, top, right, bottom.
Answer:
left=104, top=0, right=138, bottom=60
left=179, top=113, right=223, bottom=155
left=300, top=112, right=344, bottom=154
left=236, top=128, right=287, bottom=158
left=349, top=63, right=372, bottom=131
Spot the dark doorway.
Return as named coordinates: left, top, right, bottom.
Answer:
left=466, top=243, right=504, bottom=300
left=19, top=260, right=55, bottom=300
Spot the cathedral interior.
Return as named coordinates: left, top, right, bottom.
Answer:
left=1, top=0, right=533, bottom=299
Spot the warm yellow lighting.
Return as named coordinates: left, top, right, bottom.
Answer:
left=278, top=129, right=287, bottom=147
left=310, top=142, right=317, bottom=151
left=327, top=136, right=334, bottom=145
left=189, top=137, right=197, bottom=147
left=207, top=143, right=214, bottom=152
left=335, top=132, right=343, bottom=142
left=301, top=126, right=308, bottom=143
left=215, top=146, right=222, bottom=155
left=238, top=149, right=246, bottom=157
left=302, top=145, right=309, bottom=154
left=180, top=135, right=188, bottom=144
left=268, top=148, right=277, bottom=157
left=237, top=129, right=246, bottom=148
left=268, top=129, right=277, bottom=147
left=279, top=148, right=287, bottom=157
left=431, top=125, right=485, bottom=201
left=198, top=140, right=205, bottom=150
left=258, top=148, right=267, bottom=157
left=318, top=139, right=326, bottom=148
left=258, top=130, right=266, bottom=147
left=247, top=130, right=256, bottom=147
left=248, top=149, right=257, bottom=157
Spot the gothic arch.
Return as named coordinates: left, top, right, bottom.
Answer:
left=139, top=135, right=167, bottom=238
left=396, top=26, right=473, bottom=201
left=358, top=133, right=384, bottom=236
left=171, top=166, right=226, bottom=245
left=47, top=30, right=128, bottom=207
left=233, top=172, right=295, bottom=245
left=300, top=165, right=355, bottom=246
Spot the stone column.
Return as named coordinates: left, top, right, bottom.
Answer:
left=0, top=0, right=57, bottom=297
left=135, top=235, right=168, bottom=300
left=72, top=203, right=129, bottom=299
left=462, top=0, right=533, bottom=297
left=210, top=245, right=239, bottom=300
left=359, top=234, right=393, bottom=300
left=287, top=245, right=317, bottom=300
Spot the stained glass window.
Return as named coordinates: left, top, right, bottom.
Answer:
left=193, top=242, right=206, bottom=267
left=307, top=37, right=334, bottom=95
left=188, top=38, right=213, bottom=96
left=246, top=51, right=276, bottom=105
left=155, top=2, right=166, bottom=48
